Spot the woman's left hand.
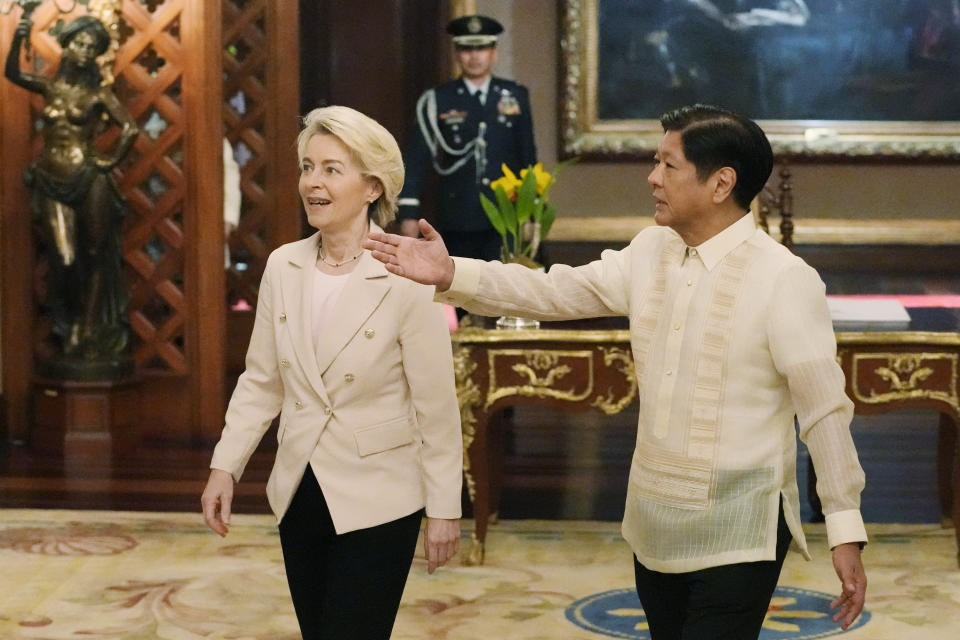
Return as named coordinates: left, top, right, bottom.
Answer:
left=424, top=517, right=460, bottom=574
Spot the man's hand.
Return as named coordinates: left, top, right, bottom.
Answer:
left=829, top=542, right=867, bottom=630
left=201, top=469, right=234, bottom=537
left=424, top=517, right=460, bottom=574
left=364, top=219, right=456, bottom=290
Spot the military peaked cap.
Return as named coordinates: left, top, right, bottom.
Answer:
left=447, top=14, right=503, bottom=47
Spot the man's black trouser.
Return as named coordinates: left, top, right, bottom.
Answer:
left=633, top=503, right=792, bottom=640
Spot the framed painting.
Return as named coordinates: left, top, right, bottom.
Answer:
left=560, top=0, right=960, bottom=160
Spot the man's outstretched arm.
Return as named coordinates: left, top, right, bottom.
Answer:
left=365, top=219, right=456, bottom=290
left=369, top=218, right=632, bottom=321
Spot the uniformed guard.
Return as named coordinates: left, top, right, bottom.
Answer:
left=398, top=14, right=537, bottom=261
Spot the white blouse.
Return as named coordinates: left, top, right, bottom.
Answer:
left=311, top=267, right=350, bottom=351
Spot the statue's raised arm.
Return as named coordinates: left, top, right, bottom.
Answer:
left=4, top=18, right=46, bottom=93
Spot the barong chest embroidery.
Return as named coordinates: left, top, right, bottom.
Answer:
left=631, top=242, right=754, bottom=509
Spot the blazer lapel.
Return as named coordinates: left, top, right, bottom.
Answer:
left=314, top=251, right=391, bottom=376
left=279, top=233, right=331, bottom=403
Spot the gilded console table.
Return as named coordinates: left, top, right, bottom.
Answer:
left=451, top=315, right=960, bottom=568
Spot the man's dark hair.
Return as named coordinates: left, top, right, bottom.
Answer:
left=660, top=104, right=773, bottom=210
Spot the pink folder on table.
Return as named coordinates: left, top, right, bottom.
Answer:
left=828, top=294, right=960, bottom=308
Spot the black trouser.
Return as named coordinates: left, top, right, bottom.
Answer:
left=278, top=468, right=423, bottom=640
left=633, top=504, right=792, bottom=640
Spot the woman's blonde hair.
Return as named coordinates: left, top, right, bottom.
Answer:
left=296, top=106, right=403, bottom=227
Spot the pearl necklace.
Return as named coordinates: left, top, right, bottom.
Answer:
left=318, top=244, right=363, bottom=268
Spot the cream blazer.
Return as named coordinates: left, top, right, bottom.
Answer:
left=210, top=231, right=462, bottom=533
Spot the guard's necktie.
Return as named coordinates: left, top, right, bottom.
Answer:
left=474, top=91, right=484, bottom=107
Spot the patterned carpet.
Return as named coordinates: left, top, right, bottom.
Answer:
left=0, top=510, right=958, bottom=639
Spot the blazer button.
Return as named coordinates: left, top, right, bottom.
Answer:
left=323, top=406, right=332, bottom=416
left=295, top=401, right=303, bottom=409
left=344, top=373, right=355, bottom=383
left=280, top=359, right=291, bottom=368
left=364, top=329, right=375, bottom=339
left=279, top=313, right=287, bottom=322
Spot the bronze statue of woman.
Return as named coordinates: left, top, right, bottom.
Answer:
left=5, top=15, right=138, bottom=379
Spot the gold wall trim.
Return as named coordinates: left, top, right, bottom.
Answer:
left=792, top=218, right=960, bottom=245
left=548, top=217, right=655, bottom=242
left=548, top=216, right=960, bottom=245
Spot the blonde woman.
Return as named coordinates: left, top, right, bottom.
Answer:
left=201, top=106, right=462, bottom=639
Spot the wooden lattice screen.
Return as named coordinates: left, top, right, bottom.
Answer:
left=120, top=1, right=193, bottom=376
left=223, top=0, right=301, bottom=310
left=1, top=0, right=296, bottom=445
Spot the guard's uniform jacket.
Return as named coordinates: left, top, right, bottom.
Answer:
left=398, top=76, right=536, bottom=233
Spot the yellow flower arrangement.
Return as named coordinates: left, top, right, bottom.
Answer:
left=480, top=162, right=561, bottom=268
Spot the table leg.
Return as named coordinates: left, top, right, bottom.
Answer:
left=465, top=411, right=490, bottom=566
left=939, top=413, right=960, bottom=568
left=488, top=407, right=508, bottom=525
left=937, top=413, right=957, bottom=529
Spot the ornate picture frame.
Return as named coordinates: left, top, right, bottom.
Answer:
left=560, top=0, right=960, bottom=160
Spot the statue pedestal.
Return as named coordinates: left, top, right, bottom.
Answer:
left=31, top=377, right=140, bottom=472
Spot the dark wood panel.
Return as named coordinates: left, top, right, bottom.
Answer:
left=226, top=310, right=255, bottom=379
left=183, top=0, right=227, bottom=443
left=0, top=438, right=275, bottom=514
left=298, top=0, right=449, bottom=146
left=135, top=375, right=193, bottom=445
left=0, top=14, right=39, bottom=445
left=1, top=404, right=943, bottom=526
